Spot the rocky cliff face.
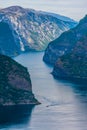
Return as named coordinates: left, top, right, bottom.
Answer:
left=0, top=6, right=77, bottom=57
left=43, top=15, right=87, bottom=65
left=52, top=34, right=87, bottom=80
left=0, top=54, right=39, bottom=106
left=52, top=15, right=87, bottom=81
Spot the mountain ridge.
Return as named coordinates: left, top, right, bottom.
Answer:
left=0, top=6, right=77, bottom=57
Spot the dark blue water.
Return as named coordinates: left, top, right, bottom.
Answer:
left=0, top=52, right=87, bottom=130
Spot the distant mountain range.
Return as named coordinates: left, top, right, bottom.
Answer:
left=0, top=6, right=77, bottom=57
left=43, top=15, right=87, bottom=81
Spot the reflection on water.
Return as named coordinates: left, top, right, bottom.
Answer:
left=55, top=77, right=87, bottom=96
left=0, top=52, right=87, bottom=130
left=0, top=105, right=34, bottom=129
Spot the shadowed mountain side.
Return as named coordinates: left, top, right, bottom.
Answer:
left=52, top=33, right=87, bottom=82
left=0, top=22, right=21, bottom=57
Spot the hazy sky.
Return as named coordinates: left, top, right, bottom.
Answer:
left=0, top=0, right=87, bottom=21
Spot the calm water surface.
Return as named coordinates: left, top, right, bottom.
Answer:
left=0, top=52, right=87, bottom=130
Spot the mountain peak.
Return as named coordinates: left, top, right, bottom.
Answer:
left=5, top=5, right=23, bottom=10
left=1, top=6, right=25, bottom=13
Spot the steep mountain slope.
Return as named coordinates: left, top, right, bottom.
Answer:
left=43, top=15, right=87, bottom=65
left=0, top=54, right=39, bottom=106
left=52, top=34, right=87, bottom=81
left=0, top=22, right=21, bottom=57
left=0, top=6, right=77, bottom=56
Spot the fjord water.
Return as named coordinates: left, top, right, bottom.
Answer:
left=0, top=52, right=87, bottom=130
